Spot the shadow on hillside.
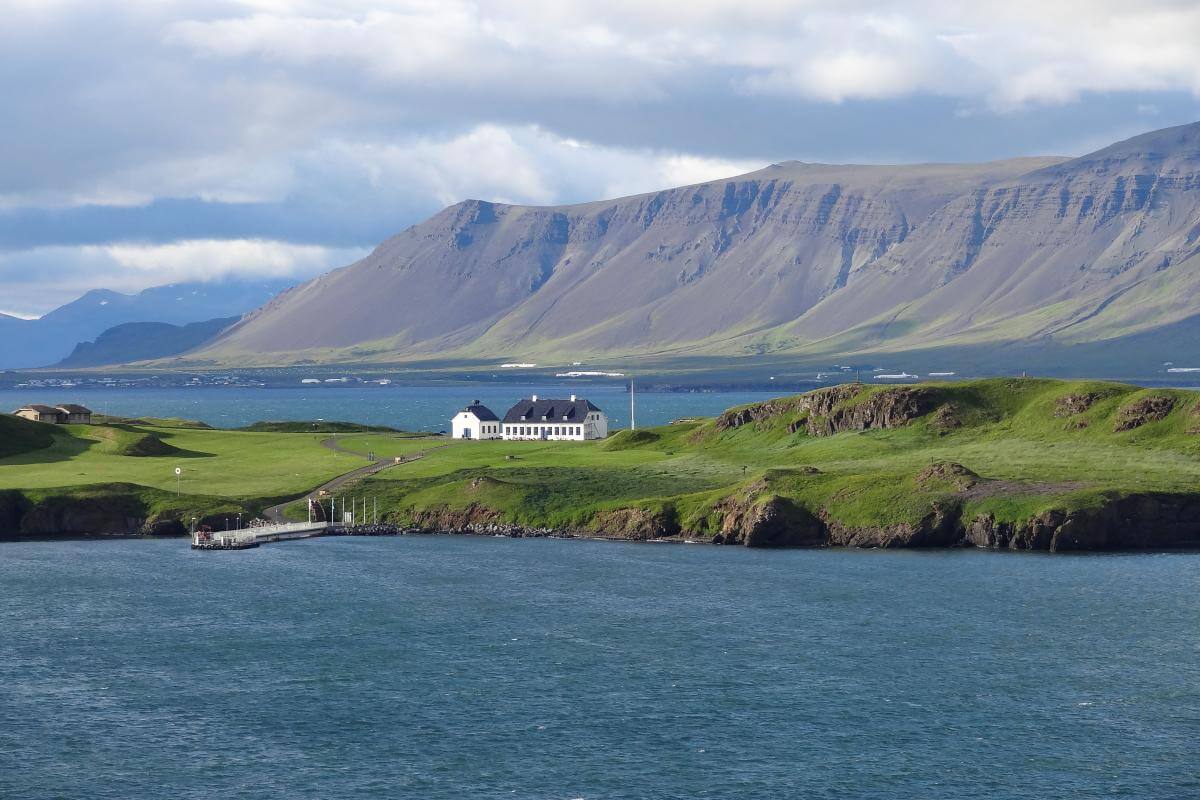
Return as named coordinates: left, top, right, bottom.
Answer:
left=0, top=427, right=216, bottom=466
left=0, top=429, right=95, bottom=466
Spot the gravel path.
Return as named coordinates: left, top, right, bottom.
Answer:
left=262, top=437, right=446, bottom=523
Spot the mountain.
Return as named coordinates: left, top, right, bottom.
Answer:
left=0, top=278, right=296, bottom=369
left=55, top=316, right=240, bottom=367
left=187, top=122, right=1200, bottom=371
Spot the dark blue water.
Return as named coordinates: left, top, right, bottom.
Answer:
left=0, top=385, right=775, bottom=431
left=1, top=537, right=1197, bottom=799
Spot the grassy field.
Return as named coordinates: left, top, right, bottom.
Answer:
left=0, top=417, right=439, bottom=533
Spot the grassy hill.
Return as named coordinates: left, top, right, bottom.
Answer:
left=0, top=418, right=428, bottom=538
left=335, top=378, right=1200, bottom=551
left=0, top=414, right=58, bottom=459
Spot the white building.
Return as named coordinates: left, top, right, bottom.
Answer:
left=501, top=395, right=607, bottom=441
left=451, top=401, right=502, bottom=440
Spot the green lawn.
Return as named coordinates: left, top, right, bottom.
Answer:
left=0, top=424, right=361, bottom=500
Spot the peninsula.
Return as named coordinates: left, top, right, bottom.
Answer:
left=3, top=377, right=1200, bottom=551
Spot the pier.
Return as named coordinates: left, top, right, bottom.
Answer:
left=191, top=519, right=402, bottom=550
left=191, top=521, right=331, bottom=549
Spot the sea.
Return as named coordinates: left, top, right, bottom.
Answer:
left=0, top=384, right=780, bottom=431
left=1, top=537, right=1197, bottom=799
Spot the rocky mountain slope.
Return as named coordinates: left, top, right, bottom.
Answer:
left=187, top=122, right=1200, bottom=369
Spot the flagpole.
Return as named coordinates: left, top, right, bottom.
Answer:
left=630, top=377, right=636, bottom=431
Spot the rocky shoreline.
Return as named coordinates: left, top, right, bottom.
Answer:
left=403, top=491, right=1200, bottom=553
left=7, top=508, right=1200, bottom=553
left=6, top=485, right=1200, bottom=552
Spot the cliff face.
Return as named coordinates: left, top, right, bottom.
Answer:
left=0, top=485, right=230, bottom=540
left=791, top=123, right=1200, bottom=352
left=713, top=385, right=940, bottom=437
left=402, top=490, right=1200, bottom=552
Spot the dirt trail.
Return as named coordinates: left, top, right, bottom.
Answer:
left=262, top=437, right=447, bottom=523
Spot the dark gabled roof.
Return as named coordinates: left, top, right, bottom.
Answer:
left=503, top=397, right=601, bottom=424
left=461, top=401, right=498, bottom=421
left=16, top=404, right=61, bottom=414
left=56, top=404, right=92, bottom=415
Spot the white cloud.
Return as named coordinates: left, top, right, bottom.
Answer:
left=161, top=1, right=1200, bottom=108
left=4, top=1, right=1200, bottom=214
left=0, top=240, right=367, bottom=315
left=298, top=125, right=764, bottom=209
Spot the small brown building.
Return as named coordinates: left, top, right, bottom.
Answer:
left=55, top=404, right=93, bottom=424
left=14, top=404, right=64, bottom=423
left=12, top=403, right=93, bottom=424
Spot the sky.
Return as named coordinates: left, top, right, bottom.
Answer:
left=3, top=0, right=1200, bottom=317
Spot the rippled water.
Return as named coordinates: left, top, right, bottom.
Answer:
left=0, top=385, right=777, bottom=431
left=1, top=538, right=1197, bottom=799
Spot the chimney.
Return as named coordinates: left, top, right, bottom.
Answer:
left=531, top=394, right=538, bottom=401
left=570, top=394, right=576, bottom=402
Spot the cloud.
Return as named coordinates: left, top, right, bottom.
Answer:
left=161, top=1, right=1200, bottom=109
left=0, top=239, right=367, bottom=315
left=0, top=124, right=763, bottom=252
left=2, top=1, right=1200, bottom=315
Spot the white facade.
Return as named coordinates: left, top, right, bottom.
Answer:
left=501, top=395, right=608, bottom=441
left=451, top=404, right=502, bottom=440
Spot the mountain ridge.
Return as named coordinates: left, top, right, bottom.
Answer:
left=181, top=122, right=1200, bottom=372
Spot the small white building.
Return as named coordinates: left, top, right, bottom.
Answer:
left=501, top=395, right=607, bottom=441
left=451, top=401, right=502, bottom=440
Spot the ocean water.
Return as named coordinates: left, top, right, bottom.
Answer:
left=0, top=385, right=777, bottom=431
left=1, top=537, right=1197, bottom=799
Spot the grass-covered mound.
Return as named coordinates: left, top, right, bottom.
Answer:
left=90, top=425, right=192, bottom=457
left=238, top=420, right=407, bottom=434
left=0, top=414, right=57, bottom=458
left=349, top=378, right=1200, bottom=551
left=602, top=429, right=661, bottom=450
left=99, top=415, right=213, bottom=430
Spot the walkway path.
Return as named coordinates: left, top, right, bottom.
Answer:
left=262, top=437, right=447, bottom=523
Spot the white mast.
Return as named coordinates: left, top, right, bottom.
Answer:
left=630, top=377, right=636, bottom=431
